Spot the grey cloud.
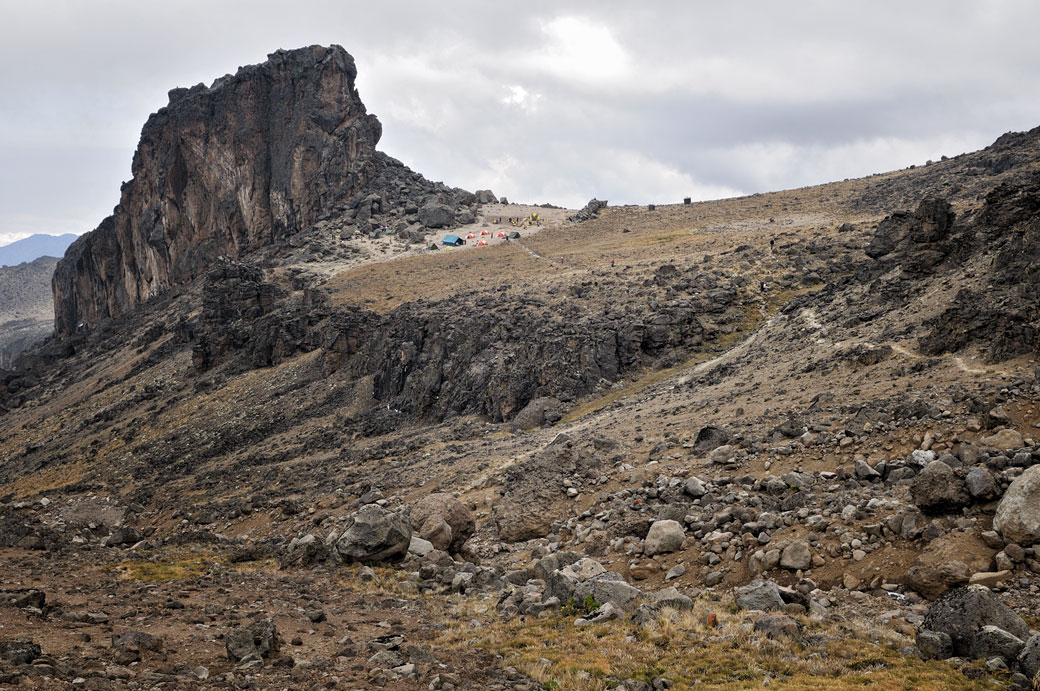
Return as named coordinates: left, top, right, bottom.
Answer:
left=2, top=0, right=1040, bottom=244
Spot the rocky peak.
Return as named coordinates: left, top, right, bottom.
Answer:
left=53, top=45, right=382, bottom=338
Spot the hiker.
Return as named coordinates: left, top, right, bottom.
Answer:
left=611, top=259, right=615, bottom=268
left=770, top=237, right=775, bottom=253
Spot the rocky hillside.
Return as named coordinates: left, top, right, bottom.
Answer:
left=2, top=46, right=1040, bottom=690
left=0, top=256, right=58, bottom=368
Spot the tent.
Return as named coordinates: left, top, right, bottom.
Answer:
left=426, top=242, right=440, bottom=251
left=496, top=231, right=508, bottom=238
left=442, top=234, right=464, bottom=246
left=508, top=231, right=521, bottom=239
left=480, top=229, right=491, bottom=236
left=476, top=239, right=489, bottom=246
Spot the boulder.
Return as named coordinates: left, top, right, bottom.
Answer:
left=510, top=397, right=563, bottom=431
left=107, top=526, right=143, bottom=546
left=644, top=520, right=685, bottom=556
left=335, top=504, right=411, bottom=562
left=965, top=466, right=998, bottom=499
left=993, top=466, right=1040, bottom=546
left=418, top=203, right=454, bottom=229
left=0, top=640, right=41, bottom=665
left=969, top=625, right=1025, bottom=662
left=921, top=585, right=1030, bottom=657
left=779, top=540, right=811, bottom=571
left=910, top=461, right=970, bottom=514
left=226, top=618, right=281, bottom=661
left=683, top=476, right=707, bottom=498
left=734, top=580, right=785, bottom=612
left=111, top=631, right=163, bottom=653
left=532, top=551, right=583, bottom=582
left=916, top=630, right=953, bottom=660
left=692, top=425, right=730, bottom=454
left=545, top=558, right=606, bottom=604
left=646, top=587, right=693, bottom=611
left=854, top=459, right=881, bottom=480
left=408, top=536, right=434, bottom=557
left=907, top=561, right=972, bottom=600
left=418, top=517, right=453, bottom=551
left=753, top=613, right=802, bottom=639
left=969, top=570, right=1012, bottom=588
left=708, top=444, right=738, bottom=465
left=1017, top=633, right=1040, bottom=679
left=410, top=493, right=475, bottom=553
left=573, top=573, right=643, bottom=613
left=980, top=428, right=1024, bottom=451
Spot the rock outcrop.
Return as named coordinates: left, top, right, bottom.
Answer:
left=410, top=493, right=475, bottom=553
left=53, top=45, right=384, bottom=338
left=994, top=466, right=1040, bottom=546
left=335, top=504, right=411, bottom=562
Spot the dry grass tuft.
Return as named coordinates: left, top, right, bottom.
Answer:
left=436, top=592, right=1007, bottom=690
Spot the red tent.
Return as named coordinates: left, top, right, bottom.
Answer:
left=480, top=229, right=491, bottom=236
left=466, top=232, right=476, bottom=239
left=496, top=231, right=508, bottom=238
left=476, top=239, right=489, bottom=246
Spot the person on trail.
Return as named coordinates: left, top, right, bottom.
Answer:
left=770, top=237, right=775, bottom=253
left=611, top=259, right=615, bottom=268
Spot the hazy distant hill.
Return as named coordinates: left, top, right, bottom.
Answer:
left=0, top=233, right=77, bottom=267
left=0, top=256, right=57, bottom=367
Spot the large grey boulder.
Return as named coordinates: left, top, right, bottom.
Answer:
left=779, top=540, right=812, bottom=571
left=683, top=476, right=707, bottom=498
left=734, top=580, right=785, bottom=612
left=335, top=504, right=411, bottom=562
left=574, top=572, right=643, bottom=612
left=965, top=466, right=998, bottom=499
left=910, top=460, right=970, bottom=514
left=532, top=550, right=583, bottom=582
left=916, top=630, right=953, bottom=660
left=980, top=428, right=1024, bottom=451
left=994, top=466, right=1040, bottom=546
left=226, top=618, right=281, bottom=661
left=644, top=520, right=685, bottom=555
left=418, top=203, right=454, bottom=229
left=969, top=625, right=1025, bottom=662
left=921, top=585, right=1030, bottom=657
left=709, top=444, right=738, bottom=465
left=646, top=586, right=693, bottom=611
left=545, top=558, right=606, bottom=603
left=1017, top=633, right=1040, bottom=679
left=410, top=493, right=474, bottom=552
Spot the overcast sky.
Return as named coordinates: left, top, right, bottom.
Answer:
left=2, top=0, right=1040, bottom=247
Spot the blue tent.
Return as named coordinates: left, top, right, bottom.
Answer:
left=442, top=234, right=464, bottom=246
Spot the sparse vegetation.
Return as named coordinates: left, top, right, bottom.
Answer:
left=437, top=597, right=1004, bottom=690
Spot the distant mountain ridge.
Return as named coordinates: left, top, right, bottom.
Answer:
left=0, top=256, right=57, bottom=367
left=0, top=234, right=78, bottom=267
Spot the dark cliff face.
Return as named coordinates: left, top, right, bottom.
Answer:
left=53, top=45, right=382, bottom=338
